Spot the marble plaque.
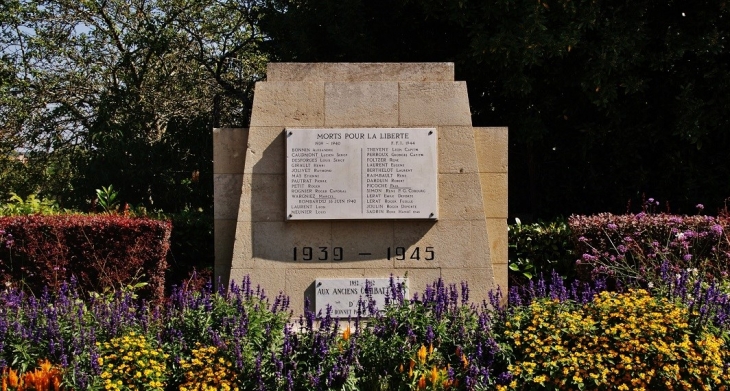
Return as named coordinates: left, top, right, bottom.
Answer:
left=315, top=278, right=409, bottom=318
left=286, top=128, right=438, bottom=220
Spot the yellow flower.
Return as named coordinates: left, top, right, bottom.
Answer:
left=417, top=345, right=428, bottom=364
left=430, top=366, right=439, bottom=384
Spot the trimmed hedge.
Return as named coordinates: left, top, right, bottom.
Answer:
left=0, top=215, right=170, bottom=300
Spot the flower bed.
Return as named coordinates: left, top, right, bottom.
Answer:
left=1, top=271, right=729, bottom=390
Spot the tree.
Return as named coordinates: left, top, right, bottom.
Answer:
left=259, top=0, right=730, bottom=217
left=0, top=0, right=267, bottom=211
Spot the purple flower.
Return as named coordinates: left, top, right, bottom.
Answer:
left=683, top=254, right=693, bottom=261
left=696, top=204, right=705, bottom=211
left=607, top=223, right=618, bottom=230
left=582, top=253, right=597, bottom=261
left=711, top=224, right=723, bottom=236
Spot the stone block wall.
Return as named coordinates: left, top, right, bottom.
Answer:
left=214, top=63, right=507, bottom=315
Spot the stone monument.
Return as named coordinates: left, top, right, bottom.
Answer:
left=214, top=63, right=507, bottom=316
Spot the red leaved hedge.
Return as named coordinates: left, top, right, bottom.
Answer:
left=0, top=215, right=171, bottom=300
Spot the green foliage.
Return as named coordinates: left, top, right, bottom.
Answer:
left=508, top=218, right=575, bottom=283
left=497, top=289, right=730, bottom=390
left=1, top=0, right=266, bottom=213
left=260, top=0, right=730, bottom=216
left=95, top=185, right=119, bottom=213
left=165, top=209, right=214, bottom=291
left=0, top=193, right=63, bottom=216
left=356, top=280, right=496, bottom=390
left=162, top=287, right=289, bottom=388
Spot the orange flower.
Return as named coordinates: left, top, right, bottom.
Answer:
left=342, top=326, right=351, bottom=341
left=417, top=345, right=428, bottom=364
left=461, top=354, right=469, bottom=369
left=409, top=359, right=415, bottom=378
left=39, top=360, right=52, bottom=373
left=13, top=359, right=63, bottom=391
left=399, top=364, right=404, bottom=373
left=417, top=375, right=427, bottom=389
left=430, top=366, right=439, bottom=384
left=455, top=346, right=462, bottom=357
left=7, top=369, right=18, bottom=388
left=428, top=343, right=434, bottom=356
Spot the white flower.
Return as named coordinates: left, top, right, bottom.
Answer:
left=676, top=232, right=685, bottom=241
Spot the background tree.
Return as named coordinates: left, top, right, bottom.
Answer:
left=260, top=0, right=730, bottom=218
left=0, top=0, right=266, bottom=211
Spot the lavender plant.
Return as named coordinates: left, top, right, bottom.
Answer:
left=356, top=277, right=504, bottom=390
left=0, top=276, right=291, bottom=390
left=260, top=302, right=359, bottom=391
left=162, top=277, right=290, bottom=389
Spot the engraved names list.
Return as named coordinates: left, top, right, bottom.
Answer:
left=286, top=128, right=438, bottom=220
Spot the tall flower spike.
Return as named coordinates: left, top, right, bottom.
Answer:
left=7, top=369, right=18, bottom=388
left=342, top=325, right=351, bottom=341
left=417, top=345, right=428, bottom=364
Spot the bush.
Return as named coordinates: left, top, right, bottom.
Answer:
left=356, top=278, right=503, bottom=390
left=96, top=331, right=168, bottom=390
left=498, top=289, right=730, bottom=390
left=569, top=212, right=730, bottom=287
left=162, top=278, right=290, bottom=390
left=0, top=193, right=65, bottom=216
left=0, top=215, right=171, bottom=300
left=165, top=210, right=214, bottom=292
left=508, top=218, right=575, bottom=284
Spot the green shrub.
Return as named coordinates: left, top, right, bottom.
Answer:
left=0, top=193, right=65, bottom=216
left=508, top=218, right=575, bottom=283
left=165, top=209, right=214, bottom=291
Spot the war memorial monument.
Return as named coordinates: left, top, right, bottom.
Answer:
left=213, top=63, right=507, bottom=316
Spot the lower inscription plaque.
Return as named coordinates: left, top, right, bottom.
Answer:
left=286, top=128, right=438, bottom=220
left=315, top=278, right=408, bottom=318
